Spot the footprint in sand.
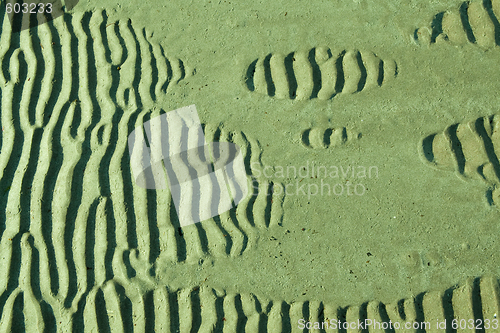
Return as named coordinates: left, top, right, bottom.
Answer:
left=245, top=47, right=397, bottom=101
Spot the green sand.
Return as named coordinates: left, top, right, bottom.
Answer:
left=125, top=0, right=500, bottom=303
left=2, top=0, right=500, bottom=331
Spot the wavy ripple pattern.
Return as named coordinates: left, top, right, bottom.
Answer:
left=2, top=275, right=498, bottom=332
left=0, top=7, right=284, bottom=325
left=0, top=4, right=194, bottom=330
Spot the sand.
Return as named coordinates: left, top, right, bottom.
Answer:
left=1, top=0, right=500, bottom=331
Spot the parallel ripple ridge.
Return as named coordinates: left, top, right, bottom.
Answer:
left=245, top=47, right=397, bottom=100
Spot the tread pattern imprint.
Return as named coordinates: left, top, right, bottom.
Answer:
left=245, top=47, right=397, bottom=100
left=415, top=0, right=500, bottom=50
left=421, top=114, right=500, bottom=206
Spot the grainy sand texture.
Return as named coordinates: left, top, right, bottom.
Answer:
left=1, top=0, right=500, bottom=331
